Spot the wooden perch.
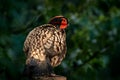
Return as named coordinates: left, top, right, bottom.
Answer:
left=23, top=58, right=67, bottom=80
left=33, top=75, right=67, bottom=80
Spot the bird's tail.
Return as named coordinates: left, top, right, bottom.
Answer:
left=23, top=57, right=54, bottom=78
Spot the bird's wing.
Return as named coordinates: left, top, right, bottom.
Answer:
left=23, top=26, right=42, bottom=57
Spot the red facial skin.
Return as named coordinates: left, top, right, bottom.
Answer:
left=49, top=16, right=68, bottom=29
left=60, top=18, right=68, bottom=29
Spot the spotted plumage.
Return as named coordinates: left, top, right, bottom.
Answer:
left=23, top=16, right=68, bottom=77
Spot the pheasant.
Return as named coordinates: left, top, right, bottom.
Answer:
left=23, top=16, right=68, bottom=78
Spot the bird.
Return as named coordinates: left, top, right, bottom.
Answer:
left=23, top=16, right=68, bottom=78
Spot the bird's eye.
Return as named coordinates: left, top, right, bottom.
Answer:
left=62, top=19, right=65, bottom=22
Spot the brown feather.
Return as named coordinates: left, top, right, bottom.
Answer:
left=23, top=24, right=66, bottom=67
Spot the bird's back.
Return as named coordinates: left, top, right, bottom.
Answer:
left=23, top=24, right=67, bottom=67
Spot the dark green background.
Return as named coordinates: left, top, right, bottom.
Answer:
left=0, top=0, right=120, bottom=80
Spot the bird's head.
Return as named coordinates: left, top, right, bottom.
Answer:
left=48, top=16, right=68, bottom=29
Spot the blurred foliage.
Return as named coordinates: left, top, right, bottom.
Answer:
left=0, top=0, right=120, bottom=80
